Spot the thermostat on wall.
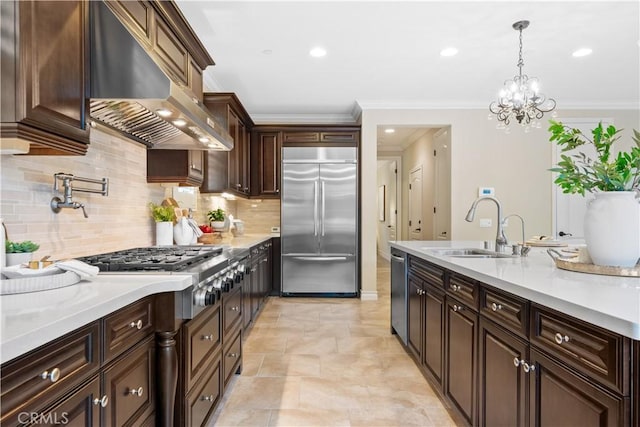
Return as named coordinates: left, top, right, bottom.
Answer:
left=478, top=187, right=495, bottom=197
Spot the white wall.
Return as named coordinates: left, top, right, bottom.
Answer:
left=359, top=107, right=639, bottom=298
left=401, top=131, right=435, bottom=241
left=376, top=160, right=392, bottom=259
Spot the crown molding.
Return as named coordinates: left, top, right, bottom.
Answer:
left=202, top=70, right=224, bottom=92
left=251, top=113, right=358, bottom=125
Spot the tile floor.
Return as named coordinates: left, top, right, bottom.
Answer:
left=207, top=258, right=458, bottom=426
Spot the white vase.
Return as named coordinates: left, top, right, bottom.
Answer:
left=584, top=191, right=640, bottom=267
left=211, top=221, right=225, bottom=231
left=156, top=221, right=174, bottom=246
left=6, top=252, right=33, bottom=266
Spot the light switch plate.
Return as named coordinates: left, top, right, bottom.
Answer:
left=271, top=226, right=280, bottom=233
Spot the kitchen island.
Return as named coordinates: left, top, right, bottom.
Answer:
left=0, top=234, right=275, bottom=427
left=391, top=240, right=640, bottom=427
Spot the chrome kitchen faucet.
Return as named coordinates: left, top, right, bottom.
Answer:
left=50, top=173, right=109, bottom=218
left=465, top=196, right=508, bottom=253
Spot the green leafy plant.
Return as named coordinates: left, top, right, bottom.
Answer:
left=5, top=240, right=40, bottom=253
left=549, top=120, right=640, bottom=195
left=149, top=203, right=176, bottom=222
left=207, top=208, right=225, bottom=222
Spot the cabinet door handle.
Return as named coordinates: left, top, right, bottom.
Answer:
left=93, top=395, right=109, bottom=407
left=130, top=320, right=143, bottom=330
left=453, top=304, right=464, bottom=312
left=554, top=333, right=570, bottom=345
left=450, top=284, right=461, bottom=292
left=201, top=395, right=215, bottom=402
left=231, top=306, right=240, bottom=311
left=128, top=387, right=144, bottom=397
left=40, top=368, right=61, bottom=383
left=491, top=302, right=503, bottom=312
left=201, top=334, right=214, bottom=341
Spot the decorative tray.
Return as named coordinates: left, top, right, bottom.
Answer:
left=547, top=250, right=640, bottom=277
left=0, top=271, right=81, bottom=295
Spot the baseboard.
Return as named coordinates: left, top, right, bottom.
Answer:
left=360, top=290, right=378, bottom=301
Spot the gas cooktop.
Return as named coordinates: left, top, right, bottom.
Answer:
left=77, top=245, right=223, bottom=272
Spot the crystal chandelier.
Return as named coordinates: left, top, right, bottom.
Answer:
left=489, top=20, right=556, bottom=127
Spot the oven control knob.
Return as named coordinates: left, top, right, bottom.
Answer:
left=204, top=291, right=216, bottom=306
left=193, top=288, right=208, bottom=307
left=225, top=278, right=233, bottom=291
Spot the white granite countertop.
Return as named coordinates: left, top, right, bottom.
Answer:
left=0, top=274, right=191, bottom=364
left=391, top=240, right=640, bottom=340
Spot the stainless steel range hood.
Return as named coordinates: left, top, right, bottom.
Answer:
left=89, top=1, right=233, bottom=151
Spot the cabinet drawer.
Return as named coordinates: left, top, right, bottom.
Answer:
left=530, top=304, right=630, bottom=395
left=103, top=336, right=155, bottom=427
left=282, top=131, right=320, bottom=143
left=222, top=286, right=243, bottom=337
left=103, top=297, right=154, bottom=363
left=184, top=303, right=222, bottom=391
left=222, top=329, right=242, bottom=388
left=35, top=375, right=101, bottom=427
left=185, top=359, right=221, bottom=427
left=320, top=131, right=358, bottom=144
left=0, top=322, right=100, bottom=426
left=447, top=273, right=478, bottom=311
left=481, top=287, right=528, bottom=338
left=408, top=256, right=444, bottom=287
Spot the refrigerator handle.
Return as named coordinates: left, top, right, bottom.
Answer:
left=314, top=181, right=318, bottom=237
left=321, top=180, right=326, bottom=236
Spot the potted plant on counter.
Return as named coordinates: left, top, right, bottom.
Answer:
left=5, top=240, right=40, bottom=266
left=149, top=202, right=176, bottom=245
left=549, top=120, right=640, bottom=267
left=207, top=208, right=226, bottom=231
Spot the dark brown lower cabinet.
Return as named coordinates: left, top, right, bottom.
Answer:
left=424, top=285, right=444, bottom=385
left=184, top=360, right=221, bottom=427
left=407, top=276, right=423, bottom=361
left=530, top=348, right=627, bottom=427
left=479, top=318, right=527, bottom=427
left=36, top=376, right=101, bottom=426
left=445, top=296, right=477, bottom=426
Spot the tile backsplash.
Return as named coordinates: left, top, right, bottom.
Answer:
left=1, top=129, right=165, bottom=259
left=1, top=129, right=281, bottom=260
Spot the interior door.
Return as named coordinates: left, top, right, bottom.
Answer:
left=554, top=119, right=611, bottom=239
left=281, top=163, right=319, bottom=255
left=388, top=160, right=398, bottom=241
left=409, top=166, right=423, bottom=240
left=319, top=163, right=357, bottom=255
left=433, top=129, right=451, bottom=240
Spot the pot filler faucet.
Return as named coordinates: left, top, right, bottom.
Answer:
left=465, top=196, right=508, bottom=252
left=50, top=173, right=109, bottom=218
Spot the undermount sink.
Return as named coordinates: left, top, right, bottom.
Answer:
left=424, top=248, right=517, bottom=259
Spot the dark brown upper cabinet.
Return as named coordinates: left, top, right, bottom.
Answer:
left=0, top=0, right=91, bottom=155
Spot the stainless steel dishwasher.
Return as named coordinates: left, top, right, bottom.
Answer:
left=390, top=248, right=408, bottom=345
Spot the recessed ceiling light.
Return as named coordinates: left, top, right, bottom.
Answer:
left=156, top=108, right=172, bottom=117
left=309, top=47, right=327, bottom=58
left=199, top=137, right=210, bottom=143
left=385, top=128, right=395, bottom=134
left=440, top=47, right=458, bottom=57
left=572, top=48, right=593, bottom=57
left=172, top=119, right=187, bottom=127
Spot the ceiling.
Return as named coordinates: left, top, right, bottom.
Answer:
left=176, top=0, right=640, bottom=139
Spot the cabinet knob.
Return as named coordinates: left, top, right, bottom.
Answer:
left=513, top=357, right=521, bottom=367
left=40, top=367, right=61, bottom=383
left=522, top=362, right=535, bottom=373
left=491, top=302, right=503, bottom=312
left=93, top=395, right=109, bottom=407
left=201, top=395, right=215, bottom=402
left=450, top=284, right=461, bottom=292
left=128, top=387, right=144, bottom=397
left=453, top=304, right=464, bottom=312
left=231, top=306, right=239, bottom=311
left=228, top=352, right=238, bottom=358
left=554, top=333, right=570, bottom=345
left=130, top=320, right=143, bottom=330
left=201, top=334, right=214, bottom=341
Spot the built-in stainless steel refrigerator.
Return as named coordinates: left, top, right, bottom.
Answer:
left=281, top=146, right=358, bottom=295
